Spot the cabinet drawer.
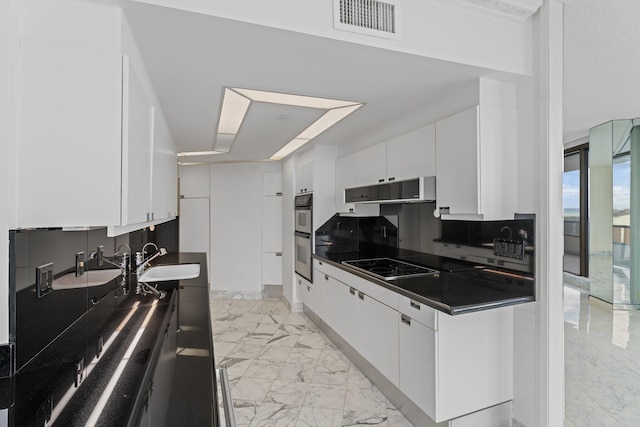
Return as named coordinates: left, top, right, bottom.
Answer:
left=314, top=259, right=398, bottom=310
left=399, top=296, right=437, bottom=330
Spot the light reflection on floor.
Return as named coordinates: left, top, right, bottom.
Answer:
left=564, top=285, right=640, bottom=426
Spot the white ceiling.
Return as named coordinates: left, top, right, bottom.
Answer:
left=117, top=0, right=631, bottom=158
left=562, top=0, right=640, bottom=143
left=118, top=2, right=496, bottom=163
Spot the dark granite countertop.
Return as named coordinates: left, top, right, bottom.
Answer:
left=314, top=247, right=535, bottom=315
left=1, top=252, right=214, bottom=427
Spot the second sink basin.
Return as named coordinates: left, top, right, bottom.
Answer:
left=138, top=263, right=200, bottom=282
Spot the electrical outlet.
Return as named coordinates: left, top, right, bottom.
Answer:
left=36, top=263, right=54, bottom=298
left=96, top=245, right=104, bottom=267
left=75, top=252, right=85, bottom=277
left=74, top=358, right=85, bottom=388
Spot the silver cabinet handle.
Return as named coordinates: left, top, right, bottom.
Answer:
left=378, top=178, right=385, bottom=183
left=358, top=291, right=365, bottom=300
left=306, top=286, right=311, bottom=292
left=401, top=314, right=411, bottom=326
left=324, top=274, right=329, bottom=281
left=388, top=177, right=395, bottom=181
left=349, top=287, right=356, bottom=295
left=410, top=300, right=420, bottom=310
left=275, top=252, right=282, bottom=256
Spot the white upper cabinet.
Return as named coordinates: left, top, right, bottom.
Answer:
left=295, top=159, right=313, bottom=194
left=16, top=4, right=177, bottom=232
left=17, top=38, right=123, bottom=228
left=121, top=58, right=154, bottom=225
left=435, top=105, right=517, bottom=220
left=346, top=123, right=436, bottom=190
left=354, top=143, right=387, bottom=186
left=386, top=123, right=436, bottom=182
left=151, top=113, right=178, bottom=219
left=335, top=154, right=380, bottom=215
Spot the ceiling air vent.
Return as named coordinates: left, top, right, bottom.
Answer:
left=334, top=0, right=400, bottom=40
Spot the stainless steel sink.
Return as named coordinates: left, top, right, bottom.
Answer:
left=138, top=263, right=200, bottom=282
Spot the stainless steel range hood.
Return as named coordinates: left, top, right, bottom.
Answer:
left=344, top=176, right=436, bottom=204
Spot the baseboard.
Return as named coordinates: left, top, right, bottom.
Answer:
left=281, top=295, right=303, bottom=313
left=262, top=285, right=283, bottom=300
left=209, top=290, right=263, bottom=300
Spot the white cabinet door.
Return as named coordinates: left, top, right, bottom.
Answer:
left=151, top=113, right=178, bottom=220
left=263, top=171, right=283, bottom=196
left=297, top=277, right=309, bottom=305
left=435, top=106, right=517, bottom=219
left=179, top=198, right=210, bottom=253
left=179, top=175, right=209, bottom=199
left=386, top=123, right=436, bottom=182
left=121, top=58, right=154, bottom=225
left=295, top=159, right=313, bottom=194
left=354, top=143, right=386, bottom=186
left=325, top=275, right=357, bottom=345
left=262, top=252, right=283, bottom=285
left=435, top=107, right=480, bottom=216
left=356, top=292, right=399, bottom=385
left=335, top=154, right=380, bottom=216
left=17, top=38, right=122, bottom=228
left=436, top=307, right=513, bottom=422
left=262, top=196, right=283, bottom=252
left=335, top=154, right=355, bottom=212
left=303, top=274, right=318, bottom=313
left=399, top=313, right=437, bottom=419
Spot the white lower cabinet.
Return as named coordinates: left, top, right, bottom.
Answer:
left=398, top=313, right=436, bottom=417
left=356, top=291, right=399, bottom=386
left=399, top=296, right=513, bottom=422
left=297, top=276, right=314, bottom=311
left=312, top=261, right=513, bottom=424
left=323, top=274, right=357, bottom=346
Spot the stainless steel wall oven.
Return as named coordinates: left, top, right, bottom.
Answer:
left=294, top=194, right=312, bottom=282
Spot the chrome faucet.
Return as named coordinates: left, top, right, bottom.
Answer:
left=135, top=245, right=168, bottom=299
left=136, top=246, right=167, bottom=278
left=90, top=245, right=130, bottom=276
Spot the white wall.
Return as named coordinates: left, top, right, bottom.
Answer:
left=511, top=1, right=564, bottom=426
left=0, top=0, right=20, bottom=346
left=282, top=157, right=295, bottom=306
left=134, top=0, right=532, bottom=77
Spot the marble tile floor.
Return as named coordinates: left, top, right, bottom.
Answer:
left=210, top=298, right=414, bottom=427
left=564, top=285, right=640, bottom=426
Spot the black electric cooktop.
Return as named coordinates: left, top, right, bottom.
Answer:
left=342, top=258, right=439, bottom=281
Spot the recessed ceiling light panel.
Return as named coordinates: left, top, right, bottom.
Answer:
left=213, top=86, right=363, bottom=161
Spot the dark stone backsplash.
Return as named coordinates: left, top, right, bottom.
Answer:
left=5, top=220, right=179, bottom=375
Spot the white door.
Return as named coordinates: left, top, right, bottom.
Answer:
left=179, top=198, right=210, bottom=258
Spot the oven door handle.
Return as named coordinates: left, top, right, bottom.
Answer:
left=295, top=231, right=311, bottom=239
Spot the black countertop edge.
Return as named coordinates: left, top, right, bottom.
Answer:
left=313, top=253, right=535, bottom=315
